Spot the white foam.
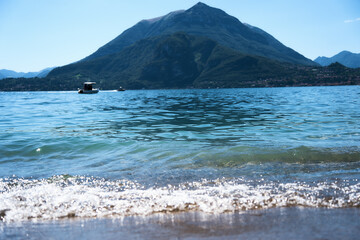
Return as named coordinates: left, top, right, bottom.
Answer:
left=0, top=176, right=359, bottom=222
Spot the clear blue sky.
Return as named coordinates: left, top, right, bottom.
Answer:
left=0, top=0, right=359, bottom=72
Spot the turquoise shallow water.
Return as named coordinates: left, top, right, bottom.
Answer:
left=0, top=86, right=360, bottom=223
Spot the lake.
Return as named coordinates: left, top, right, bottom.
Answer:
left=1, top=86, right=360, bottom=239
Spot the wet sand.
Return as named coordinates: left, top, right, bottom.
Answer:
left=2, top=207, right=359, bottom=239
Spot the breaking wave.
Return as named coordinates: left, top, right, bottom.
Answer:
left=1, top=175, right=359, bottom=222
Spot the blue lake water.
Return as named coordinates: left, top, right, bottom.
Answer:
left=1, top=86, right=360, bottom=236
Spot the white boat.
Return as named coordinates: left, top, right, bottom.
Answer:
left=78, top=82, right=99, bottom=94
left=116, top=86, right=125, bottom=91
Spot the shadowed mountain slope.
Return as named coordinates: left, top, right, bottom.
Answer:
left=47, top=32, right=295, bottom=89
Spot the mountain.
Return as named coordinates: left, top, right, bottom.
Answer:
left=2, top=37, right=359, bottom=91
left=0, top=67, right=55, bottom=80
left=0, top=69, right=26, bottom=79
left=47, top=32, right=296, bottom=90
left=2, top=3, right=359, bottom=91
left=314, top=51, right=360, bottom=68
left=84, top=2, right=315, bottom=66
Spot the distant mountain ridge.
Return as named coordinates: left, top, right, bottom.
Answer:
left=84, top=2, right=315, bottom=66
left=315, top=51, right=360, bottom=68
left=2, top=32, right=359, bottom=91
left=0, top=67, right=55, bottom=80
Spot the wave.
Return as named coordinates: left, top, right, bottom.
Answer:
left=1, top=175, right=359, bottom=222
left=190, top=146, right=360, bottom=168
left=2, top=144, right=360, bottom=169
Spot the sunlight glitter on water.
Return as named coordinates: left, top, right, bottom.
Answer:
left=1, top=175, right=359, bottom=222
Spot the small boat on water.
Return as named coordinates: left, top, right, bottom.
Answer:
left=116, top=86, right=125, bottom=91
left=78, top=82, right=99, bottom=94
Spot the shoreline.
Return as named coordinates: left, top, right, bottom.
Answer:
left=1, top=84, right=360, bottom=92
left=2, top=207, right=360, bottom=239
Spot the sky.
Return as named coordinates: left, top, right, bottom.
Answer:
left=0, top=0, right=359, bottom=72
